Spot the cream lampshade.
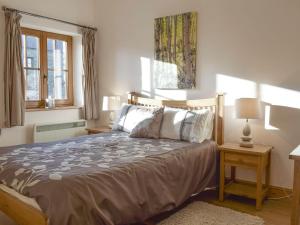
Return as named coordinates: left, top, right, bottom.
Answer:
left=102, top=96, right=121, bottom=111
left=102, top=96, right=121, bottom=128
left=235, top=98, right=260, bottom=148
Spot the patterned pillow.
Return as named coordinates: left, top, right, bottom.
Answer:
left=129, top=107, right=164, bottom=139
left=180, top=111, right=197, bottom=141
left=189, top=109, right=215, bottom=143
left=160, top=107, right=188, bottom=140
left=113, top=104, right=164, bottom=135
left=160, top=107, right=214, bottom=143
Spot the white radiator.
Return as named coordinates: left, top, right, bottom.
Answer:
left=33, top=120, right=87, bottom=143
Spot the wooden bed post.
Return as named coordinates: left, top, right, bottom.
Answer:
left=128, top=92, right=140, bottom=104
left=128, top=92, right=133, bottom=104
left=216, top=93, right=225, bottom=146
left=0, top=189, right=48, bottom=225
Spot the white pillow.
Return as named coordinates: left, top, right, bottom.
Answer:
left=190, top=109, right=215, bottom=143
left=111, top=103, right=127, bottom=129
left=112, top=104, right=131, bottom=131
left=160, top=107, right=188, bottom=140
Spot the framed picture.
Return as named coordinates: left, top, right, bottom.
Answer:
left=154, top=12, right=197, bottom=89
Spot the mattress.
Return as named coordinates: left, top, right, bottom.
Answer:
left=0, top=131, right=218, bottom=225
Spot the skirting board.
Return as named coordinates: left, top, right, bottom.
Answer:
left=268, top=185, right=292, bottom=199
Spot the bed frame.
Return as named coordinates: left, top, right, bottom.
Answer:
left=0, top=92, right=224, bottom=225
left=128, top=92, right=224, bottom=145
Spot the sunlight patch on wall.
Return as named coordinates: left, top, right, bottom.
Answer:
left=140, top=57, right=151, bottom=97
left=264, top=105, right=279, bottom=130
left=153, top=60, right=178, bottom=89
left=260, top=84, right=300, bottom=109
left=140, top=57, right=187, bottom=100
left=216, top=74, right=257, bottom=106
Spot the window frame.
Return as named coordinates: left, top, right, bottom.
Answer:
left=21, top=27, right=74, bottom=109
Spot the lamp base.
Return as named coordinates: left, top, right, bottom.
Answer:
left=240, top=136, right=254, bottom=148
left=108, top=111, right=116, bottom=129
left=108, top=122, right=114, bottom=129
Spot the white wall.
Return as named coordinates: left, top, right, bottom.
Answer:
left=0, top=0, right=97, bottom=146
left=95, top=0, right=300, bottom=188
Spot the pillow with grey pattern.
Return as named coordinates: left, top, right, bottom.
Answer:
left=113, top=104, right=164, bottom=138
left=129, top=107, right=164, bottom=139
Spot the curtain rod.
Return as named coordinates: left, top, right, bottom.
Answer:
left=2, top=6, right=97, bottom=31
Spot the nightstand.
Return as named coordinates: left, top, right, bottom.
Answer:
left=86, top=127, right=112, bottom=135
left=219, top=143, right=272, bottom=210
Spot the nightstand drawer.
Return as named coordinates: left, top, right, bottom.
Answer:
left=224, top=152, right=258, bottom=166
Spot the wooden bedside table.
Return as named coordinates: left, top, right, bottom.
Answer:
left=219, top=143, right=272, bottom=210
left=289, top=145, right=300, bottom=225
left=86, top=127, right=112, bottom=135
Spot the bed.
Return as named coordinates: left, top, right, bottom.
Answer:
left=0, top=92, right=224, bottom=225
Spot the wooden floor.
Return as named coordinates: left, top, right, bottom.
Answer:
left=147, top=190, right=292, bottom=225
left=0, top=190, right=292, bottom=225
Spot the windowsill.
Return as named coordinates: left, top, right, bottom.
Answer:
left=26, top=106, right=82, bottom=112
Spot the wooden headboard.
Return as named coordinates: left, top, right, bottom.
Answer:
left=128, top=92, right=224, bottom=145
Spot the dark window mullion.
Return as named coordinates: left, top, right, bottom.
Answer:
left=24, top=67, right=41, bottom=70
left=42, top=31, right=48, bottom=101
left=24, top=35, right=27, bottom=69
left=47, top=69, right=69, bottom=72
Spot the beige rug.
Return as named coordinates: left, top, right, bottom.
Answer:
left=158, top=202, right=264, bottom=225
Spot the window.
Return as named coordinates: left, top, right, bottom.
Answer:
left=21, top=28, right=73, bottom=108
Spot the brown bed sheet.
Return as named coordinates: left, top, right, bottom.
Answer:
left=0, top=132, right=218, bottom=225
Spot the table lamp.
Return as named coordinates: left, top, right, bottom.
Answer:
left=235, top=98, right=260, bottom=148
left=102, top=96, right=121, bottom=128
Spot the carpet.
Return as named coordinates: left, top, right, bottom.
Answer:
left=158, top=201, right=264, bottom=225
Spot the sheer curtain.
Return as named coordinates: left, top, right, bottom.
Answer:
left=4, top=9, right=25, bottom=128
left=82, top=28, right=99, bottom=120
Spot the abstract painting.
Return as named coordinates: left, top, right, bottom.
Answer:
left=154, top=12, right=197, bottom=89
